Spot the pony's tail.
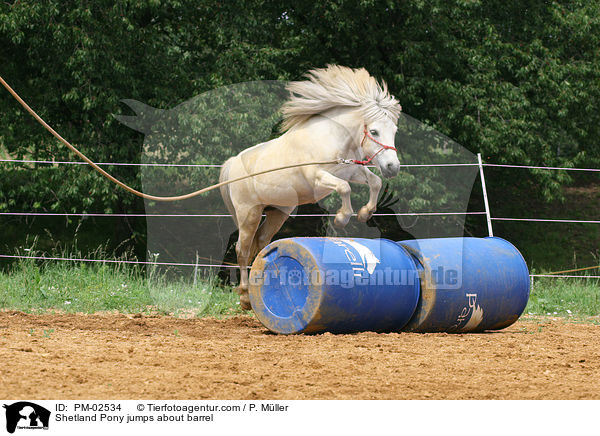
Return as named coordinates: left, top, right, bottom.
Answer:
left=219, top=157, right=238, bottom=228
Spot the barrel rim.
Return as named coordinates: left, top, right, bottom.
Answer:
left=484, top=236, right=531, bottom=330
left=394, top=242, right=437, bottom=332
left=248, top=238, right=324, bottom=334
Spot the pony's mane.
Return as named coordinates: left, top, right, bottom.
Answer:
left=280, top=65, right=402, bottom=132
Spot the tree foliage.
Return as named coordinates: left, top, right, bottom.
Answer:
left=0, top=0, right=599, bottom=249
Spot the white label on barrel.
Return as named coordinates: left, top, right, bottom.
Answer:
left=329, top=239, right=381, bottom=275
left=455, top=293, right=484, bottom=331
left=340, top=239, right=380, bottom=274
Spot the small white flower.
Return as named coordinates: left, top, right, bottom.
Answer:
left=64, top=301, right=71, bottom=305
left=567, top=309, right=572, bottom=314
left=553, top=312, right=558, bottom=315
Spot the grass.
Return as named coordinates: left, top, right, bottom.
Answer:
left=1, top=254, right=599, bottom=322
left=0, top=255, right=244, bottom=318
left=526, top=277, right=600, bottom=318
left=0, top=236, right=598, bottom=321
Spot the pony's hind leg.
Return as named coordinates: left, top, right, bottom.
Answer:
left=235, top=204, right=263, bottom=310
left=250, top=206, right=294, bottom=260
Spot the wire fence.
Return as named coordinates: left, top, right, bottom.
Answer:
left=0, top=158, right=480, bottom=168
left=0, top=155, right=598, bottom=276
left=3, top=157, right=600, bottom=172
left=0, top=253, right=239, bottom=268
left=0, top=211, right=489, bottom=218
left=530, top=274, right=600, bottom=279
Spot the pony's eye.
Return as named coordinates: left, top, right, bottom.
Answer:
left=369, top=129, right=379, bottom=136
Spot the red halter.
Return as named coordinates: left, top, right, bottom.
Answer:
left=352, top=124, right=397, bottom=165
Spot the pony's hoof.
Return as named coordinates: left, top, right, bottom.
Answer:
left=357, top=206, right=374, bottom=223
left=239, top=293, right=252, bottom=311
left=236, top=285, right=252, bottom=310
left=334, top=212, right=350, bottom=227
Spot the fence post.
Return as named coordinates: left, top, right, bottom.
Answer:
left=194, top=251, right=199, bottom=286
left=477, top=153, right=494, bottom=237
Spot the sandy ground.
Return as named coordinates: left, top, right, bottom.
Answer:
left=1, top=311, right=599, bottom=400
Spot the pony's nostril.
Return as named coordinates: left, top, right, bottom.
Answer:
left=384, top=162, right=399, bottom=176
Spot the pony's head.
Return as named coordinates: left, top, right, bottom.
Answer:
left=281, top=65, right=402, bottom=178
left=362, top=117, right=400, bottom=178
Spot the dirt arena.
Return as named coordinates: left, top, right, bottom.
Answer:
left=1, top=310, right=599, bottom=400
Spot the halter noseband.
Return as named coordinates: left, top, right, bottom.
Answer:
left=352, top=124, right=397, bottom=166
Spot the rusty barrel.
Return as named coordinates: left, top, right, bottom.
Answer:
left=248, top=237, right=420, bottom=334
left=397, top=237, right=530, bottom=332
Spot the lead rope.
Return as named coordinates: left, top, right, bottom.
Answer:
left=0, top=75, right=346, bottom=202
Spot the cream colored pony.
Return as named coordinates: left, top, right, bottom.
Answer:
left=220, top=65, right=402, bottom=309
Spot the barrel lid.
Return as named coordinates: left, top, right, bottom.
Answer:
left=249, top=238, right=324, bottom=334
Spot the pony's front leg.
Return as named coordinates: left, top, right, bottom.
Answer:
left=351, top=167, right=382, bottom=223
left=314, top=170, right=353, bottom=227
left=235, top=205, right=263, bottom=310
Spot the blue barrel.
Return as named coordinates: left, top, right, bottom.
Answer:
left=397, top=237, right=530, bottom=332
left=248, top=237, right=421, bottom=334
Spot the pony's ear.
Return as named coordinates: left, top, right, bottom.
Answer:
left=113, top=99, right=164, bottom=133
